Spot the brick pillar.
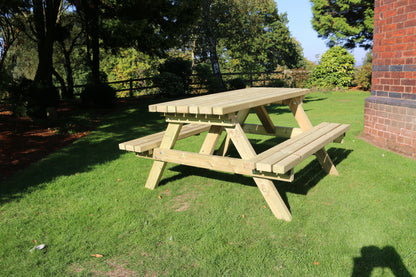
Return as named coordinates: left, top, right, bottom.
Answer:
left=363, top=0, right=416, bottom=158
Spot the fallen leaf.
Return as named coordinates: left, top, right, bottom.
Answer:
left=91, top=254, right=103, bottom=258
left=242, top=214, right=246, bottom=218
left=158, top=195, right=162, bottom=199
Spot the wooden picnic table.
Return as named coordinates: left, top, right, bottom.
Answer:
left=119, top=87, right=350, bottom=221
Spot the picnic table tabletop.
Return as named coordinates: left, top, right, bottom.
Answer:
left=148, top=87, right=310, bottom=115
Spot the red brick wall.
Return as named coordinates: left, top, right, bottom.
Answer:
left=363, top=0, right=416, bottom=158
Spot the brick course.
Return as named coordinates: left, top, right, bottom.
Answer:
left=363, top=0, right=416, bottom=158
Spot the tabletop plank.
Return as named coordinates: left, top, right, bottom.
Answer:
left=149, top=87, right=309, bottom=115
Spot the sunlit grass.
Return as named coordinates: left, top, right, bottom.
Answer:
left=1, top=91, right=415, bottom=276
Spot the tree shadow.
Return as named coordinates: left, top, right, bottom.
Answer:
left=352, top=246, right=412, bottom=277
left=0, top=99, right=167, bottom=204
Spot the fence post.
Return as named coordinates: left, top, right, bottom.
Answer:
left=129, top=78, right=133, bottom=98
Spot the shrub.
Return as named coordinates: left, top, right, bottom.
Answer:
left=227, top=77, right=246, bottom=90
left=267, top=78, right=286, bottom=87
left=310, top=46, right=355, bottom=89
left=153, top=72, right=184, bottom=96
left=26, top=83, right=60, bottom=118
left=6, top=78, right=59, bottom=118
left=154, top=57, right=192, bottom=96
left=354, top=51, right=372, bottom=91
left=81, top=83, right=116, bottom=108
left=355, top=63, right=372, bottom=91
left=194, top=63, right=224, bottom=93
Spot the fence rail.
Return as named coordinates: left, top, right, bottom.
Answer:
left=71, top=70, right=310, bottom=98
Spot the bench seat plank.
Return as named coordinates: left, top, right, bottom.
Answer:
left=254, top=122, right=350, bottom=174
left=119, top=124, right=210, bottom=153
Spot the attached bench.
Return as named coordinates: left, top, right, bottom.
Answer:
left=119, top=124, right=210, bottom=154
left=251, top=122, right=350, bottom=175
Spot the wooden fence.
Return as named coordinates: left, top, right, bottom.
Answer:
left=71, top=69, right=310, bottom=98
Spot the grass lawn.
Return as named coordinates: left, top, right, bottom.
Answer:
left=1, top=91, right=415, bottom=276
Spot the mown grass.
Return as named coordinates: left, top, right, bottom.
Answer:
left=1, top=91, right=415, bottom=276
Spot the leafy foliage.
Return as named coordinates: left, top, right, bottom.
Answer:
left=354, top=51, right=372, bottom=90
left=194, top=63, right=224, bottom=93
left=311, top=0, right=374, bottom=49
left=227, top=78, right=246, bottom=90
left=310, top=46, right=355, bottom=89
left=153, top=57, right=192, bottom=96
left=6, top=78, right=59, bottom=118
left=81, top=83, right=116, bottom=108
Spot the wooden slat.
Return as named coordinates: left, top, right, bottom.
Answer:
left=242, top=124, right=303, bottom=138
left=251, top=122, right=330, bottom=164
left=152, top=148, right=293, bottom=182
left=148, top=88, right=310, bottom=115
left=273, top=124, right=350, bottom=174
left=255, top=123, right=337, bottom=172
left=119, top=124, right=210, bottom=153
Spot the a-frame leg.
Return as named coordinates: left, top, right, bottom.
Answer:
left=254, top=105, right=275, bottom=133
left=226, top=124, right=292, bottom=221
left=199, top=125, right=224, bottom=155
left=217, top=109, right=250, bottom=156
left=287, top=97, right=339, bottom=175
left=145, top=123, right=183, bottom=189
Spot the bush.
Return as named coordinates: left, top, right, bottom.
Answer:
left=81, top=83, right=116, bottom=108
left=27, top=83, right=60, bottom=118
left=310, top=46, right=355, bottom=89
left=6, top=78, right=59, bottom=118
left=354, top=51, right=372, bottom=91
left=153, top=72, right=184, bottom=96
left=227, top=78, right=246, bottom=90
left=194, top=63, right=224, bottom=93
left=354, top=63, right=372, bottom=90
left=267, top=78, right=286, bottom=87
left=154, top=57, right=192, bottom=96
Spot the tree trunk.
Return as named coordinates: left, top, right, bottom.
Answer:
left=33, top=0, right=61, bottom=86
left=52, top=68, right=67, bottom=98
left=207, top=36, right=225, bottom=90
left=0, top=45, right=10, bottom=73
left=61, top=46, right=74, bottom=99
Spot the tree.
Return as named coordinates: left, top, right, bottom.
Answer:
left=193, top=0, right=303, bottom=89
left=71, top=0, right=201, bottom=85
left=0, top=0, right=26, bottom=73
left=310, top=0, right=374, bottom=50
left=219, top=0, right=304, bottom=72
left=310, top=46, right=355, bottom=89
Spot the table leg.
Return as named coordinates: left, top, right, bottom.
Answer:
left=145, top=123, right=183, bottom=189
left=199, top=125, right=224, bottom=155
left=254, top=105, right=275, bottom=133
left=217, top=109, right=250, bottom=156
left=226, top=124, right=292, bottom=221
left=287, top=97, right=339, bottom=175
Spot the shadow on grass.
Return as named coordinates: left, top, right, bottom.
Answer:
left=351, top=246, right=412, bottom=277
left=160, top=147, right=352, bottom=213
left=0, top=99, right=166, bottom=204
